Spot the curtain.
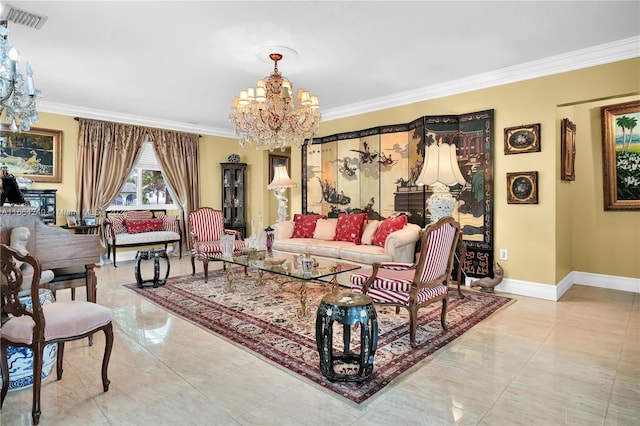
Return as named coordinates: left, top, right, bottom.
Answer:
left=76, top=119, right=146, bottom=233
left=76, top=118, right=200, bottom=254
left=149, top=129, right=200, bottom=248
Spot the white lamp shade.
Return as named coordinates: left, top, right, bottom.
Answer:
left=416, top=143, right=466, bottom=186
left=268, top=165, right=298, bottom=190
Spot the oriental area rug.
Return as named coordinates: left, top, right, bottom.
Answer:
left=123, top=270, right=513, bottom=404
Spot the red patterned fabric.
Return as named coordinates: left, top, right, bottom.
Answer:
left=350, top=267, right=415, bottom=292
left=157, top=214, right=179, bottom=233
left=372, top=214, right=408, bottom=247
left=105, top=214, right=126, bottom=239
left=333, top=213, right=368, bottom=244
left=189, top=208, right=224, bottom=243
left=419, top=221, right=457, bottom=283
left=125, top=218, right=164, bottom=234
left=126, top=210, right=152, bottom=220
left=193, top=239, right=245, bottom=260
left=291, top=214, right=325, bottom=238
left=350, top=281, right=448, bottom=305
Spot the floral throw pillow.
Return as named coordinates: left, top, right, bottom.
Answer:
left=333, top=213, right=367, bottom=245
left=372, top=215, right=408, bottom=247
left=291, top=214, right=325, bottom=238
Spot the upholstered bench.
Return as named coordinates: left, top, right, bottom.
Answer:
left=103, top=209, right=182, bottom=267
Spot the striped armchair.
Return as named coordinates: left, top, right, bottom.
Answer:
left=189, top=207, right=245, bottom=283
left=350, top=217, right=461, bottom=348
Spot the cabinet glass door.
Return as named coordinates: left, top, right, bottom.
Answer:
left=223, top=169, right=233, bottom=225
left=233, top=168, right=244, bottom=227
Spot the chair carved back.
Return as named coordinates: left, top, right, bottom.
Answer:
left=0, top=244, right=42, bottom=338
left=189, top=207, right=224, bottom=242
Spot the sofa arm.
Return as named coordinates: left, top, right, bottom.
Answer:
left=384, top=223, right=422, bottom=263
left=271, top=221, right=294, bottom=240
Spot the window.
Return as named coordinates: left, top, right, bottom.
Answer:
left=109, top=141, right=176, bottom=210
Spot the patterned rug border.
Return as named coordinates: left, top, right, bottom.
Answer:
left=122, top=270, right=514, bottom=404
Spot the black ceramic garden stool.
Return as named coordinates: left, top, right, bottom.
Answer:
left=134, top=248, right=170, bottom=288
left=315, top=291, right=378, bottom=382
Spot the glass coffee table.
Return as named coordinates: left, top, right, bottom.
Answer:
left=221, top=250, right=361, bottom=319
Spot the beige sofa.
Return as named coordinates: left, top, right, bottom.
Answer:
left=271, top=218, right=422, bottom=266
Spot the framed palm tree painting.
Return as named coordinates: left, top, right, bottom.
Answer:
left=601, top=100, right=640, bottom=210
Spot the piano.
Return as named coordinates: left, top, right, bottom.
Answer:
left=0, top=207, right=100, bottom=303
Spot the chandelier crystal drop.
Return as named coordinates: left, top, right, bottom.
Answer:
left=230, top=53, right=320, bottom=151
left=0, top=20, right=41, bottom=132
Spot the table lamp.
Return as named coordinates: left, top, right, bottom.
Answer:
left=267, top=165, right=297, bottom=222
left=416, top=141, right=466, bottom=223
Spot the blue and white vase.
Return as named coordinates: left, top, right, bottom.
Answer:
left=0, top=289, right=57, bottom=392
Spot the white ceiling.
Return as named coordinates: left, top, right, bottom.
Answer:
left=3, top=1, right=640, bottom=137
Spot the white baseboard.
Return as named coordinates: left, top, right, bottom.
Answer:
left=483, top=271, right=639, bottom=301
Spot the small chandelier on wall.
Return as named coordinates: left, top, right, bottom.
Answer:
left=0, top=20, right=41, bottom=132
left=230, top=52, right=320, bottom=151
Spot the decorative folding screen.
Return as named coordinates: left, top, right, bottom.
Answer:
left=302, top=109, right=494, bottom=278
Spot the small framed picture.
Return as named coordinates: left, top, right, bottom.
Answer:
left=66, top=211, right=78, bottom=227
left=507, top=172, right=538, bottom=204
left=561, top=118, right=577, bottom=181
left=269, top=154, right=290, bottom=183
left=83, top=216, right=97, bottom=226
left=504, top=123, right=541, bottom=155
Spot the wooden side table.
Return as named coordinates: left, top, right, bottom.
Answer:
left=61, top=224, right=100, bottom=235
left=315, top=291, right=378, bottom=382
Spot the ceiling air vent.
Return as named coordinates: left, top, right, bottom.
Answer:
left=0, top=4, right=48, bottom=30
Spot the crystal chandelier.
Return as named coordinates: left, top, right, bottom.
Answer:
left=230, top=53, right=320, bottom=151
left=0, top=19, right=41, bottom=132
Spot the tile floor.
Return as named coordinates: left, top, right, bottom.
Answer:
left=1, top=256, right=639, bottom=425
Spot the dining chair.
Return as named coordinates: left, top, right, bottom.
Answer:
left=0, top=244, right=114, bottom=425
left=349, top=216, right=461, bottom=348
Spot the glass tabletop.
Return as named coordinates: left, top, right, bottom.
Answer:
left=222, top=250, right=360, bottom=281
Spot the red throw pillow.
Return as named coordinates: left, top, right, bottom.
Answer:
left=125, top=218, right=164, bottom=234
left=333, top=213, right=367, bottom=245
left=291, top=214, right=326, bottom=238
left=372, top=215, right=408, bottom=247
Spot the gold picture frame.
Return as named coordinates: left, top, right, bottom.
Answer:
left=0, top=127, right=62, bottom=182
left=504, top=123, right=541, bottom=154
left=269, top=154, right=289, bottom=183
left=561, top=118, right=576, bottom=181
left=507, top=171, right=538, bottom=204
left=601, top=100, right=640, bottom=210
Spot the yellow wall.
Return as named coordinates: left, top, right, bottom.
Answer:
left=312, top=58, right=640, bottom=283
left=560, top=95, right=640, bottom=280
left=25, top=58, right=640, bottom=285
left=25, top=113, right=79, bottom=219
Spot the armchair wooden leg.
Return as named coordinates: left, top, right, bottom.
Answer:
left=203, top=259, right=210, bottom=283
left=191, top=256, right=196, bottom=275
left=56, top=342, right=65, bottom=380
left=32, top=340, right=44, bottom=425
left=441, top=297, right=448, bottom=330
left=409, top=306, right=418, bottom=348
left=101, top=323, right=113, bottom=392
